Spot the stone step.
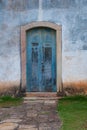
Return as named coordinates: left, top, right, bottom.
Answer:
left=24, top=97, right=60, bottom=100
left=25, top=92, right=58, bottom=97
left=23, top=96, right=60, bottom=104
left=24, top=99, right=57, bottom=104
left=24, top=92, right=62, bottom=103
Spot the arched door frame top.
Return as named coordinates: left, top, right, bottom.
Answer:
left=21, top=21, right=62, bottom=93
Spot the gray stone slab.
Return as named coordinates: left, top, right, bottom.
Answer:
left=24, top=100, right=44, bottom=104
left=18, top=128, right=37, bottom=130
left=0, top=119, right=22, bottom=123
left=39, top=126, right=51, bottom=130
left=18, top=125, right=38, bottom=130
left=0, top=99, right=61, bottom=130
left=44, top=100, right=56, bottom=104
left=0, top=122, right=19, bottom=130
left=27, top=112, right=37, bottom=117
left=38, top=114, right=48, bottom=123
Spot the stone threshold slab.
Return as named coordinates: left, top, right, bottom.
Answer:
left=25, top=92, right=58, bottom=97
left=24, top=97, right=60, bottom=100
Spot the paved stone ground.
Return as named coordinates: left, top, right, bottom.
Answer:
left=0, top=99, right=61, bottom=130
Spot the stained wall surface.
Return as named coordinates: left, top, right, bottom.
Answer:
left=0, top=0, right=87, bottom=95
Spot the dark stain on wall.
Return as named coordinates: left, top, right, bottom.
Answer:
left=83, top=45, right=87, bottom=50
left=0, top=0, right=39, bottom=11
left=42, top=0, right=79, bottom=9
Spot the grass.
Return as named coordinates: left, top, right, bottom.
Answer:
left=57, top=95, right=87, bottom=130
left=0, top=96, right=23, bottom=107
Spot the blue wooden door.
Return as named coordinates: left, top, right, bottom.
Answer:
left=26, top=27, right=56, bottom=92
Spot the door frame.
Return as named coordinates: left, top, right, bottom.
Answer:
left=21, top=21, right=62, bottom=93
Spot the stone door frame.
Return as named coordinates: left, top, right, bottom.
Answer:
left=21, top=21, right=62, bottom=93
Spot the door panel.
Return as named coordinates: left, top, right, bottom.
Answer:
left=31, top=43, right=39, bottom=91
left=42, top=47, right=52, bottom=91
left=26, top=28, right=56, bottom=92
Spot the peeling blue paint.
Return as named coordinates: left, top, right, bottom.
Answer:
left=26, top=28, right=56, bottom=92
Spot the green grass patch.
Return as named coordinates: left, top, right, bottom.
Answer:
left=57, top=95, right=87, bottom=130
left=0, top=96, right=23, bottom=107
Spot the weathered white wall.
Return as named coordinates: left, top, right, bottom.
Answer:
left=0, top=0, right=87, bottom=95
left=63, top=51, right=87, bottom=82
